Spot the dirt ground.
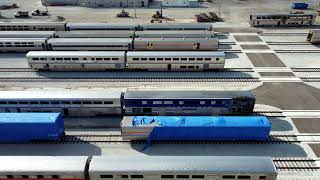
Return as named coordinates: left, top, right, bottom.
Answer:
left=0, top=0, right=319, bottom=24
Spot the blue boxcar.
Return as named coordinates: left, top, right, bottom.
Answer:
left=0, top=113, right=64, bottom=142
left=130, top=116, right=271, bottom=141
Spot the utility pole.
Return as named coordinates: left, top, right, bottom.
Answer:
left=218, top=0, right=221, bottom=15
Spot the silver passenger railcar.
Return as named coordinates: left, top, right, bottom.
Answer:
left=89, top=156, right=277, bottom=180
left=66, top=23, right=139, bottom=31
left=139, top=23, right=213, bottom=31
left=126, top=51, right=225, bottom=71
left=0, top=31, right=55, bottom=38
left=0, top=156, right=87, bottom=180
left=54, top=30, right=135, bottom=38
left=124, top=90, right=256, bottom=115
left=135, top=30, right=216, bottom=38
left=307, top=29, right=320, bottom=44
left=134, top=38, right=219, bottom=51
left=47, top=38, right=133, bottom=51
left=0, top=22, right=67, bottom=31
left=0, top=91, right=122, bottom=116
left=27, top=51, right=126, bottom=71
left=250, top=13, right=316, bottom=27
left=0, top=38, right=46, bottom=52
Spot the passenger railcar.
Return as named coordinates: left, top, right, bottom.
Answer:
left=47, top=38, right=133, bottom=51
left=0, top=31, right=55, bottom=38
left=27, top=51, right=126, bottom=71
left=250, top=13, right=316, bottom=27
left=126, top=51, right=225, bottom=71
left=307, top=29, right=320, bottom=44
left=124, top=90, right=256, bottom=115
left=0, top=156, right=87, bottom=179
left=134, top=37, right=219, bottom=51
left=53, top=30, right=135, bottom=38
left=0, top=38, right=46, bottom=52
left=139, top=23, right=213, bottom=31
left=89, top=156, right=277, bottom=180
left=0, top=91, right=122, bottom=117
left=66, top=23, right=139, bottom=31
left=0, top=22, right=67, bottom=31
left=135, top=30, right=216, bottom=38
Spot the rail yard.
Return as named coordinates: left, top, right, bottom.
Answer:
left=1, top=0, right=320, bottom=180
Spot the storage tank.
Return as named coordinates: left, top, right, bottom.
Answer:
left=292, top=3, right=308, bottom=9
left=0, top=113, right=64, bottom=142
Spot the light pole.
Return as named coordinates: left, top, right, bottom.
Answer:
left=218, top=0, right=221, bottom=16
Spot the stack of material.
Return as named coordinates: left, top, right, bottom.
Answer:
left=121, top=116, right=271, bottom=141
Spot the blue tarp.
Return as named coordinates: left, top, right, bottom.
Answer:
left=132, top=116, right=271, bottom=150
left=0, top=113, right=64, bottom=142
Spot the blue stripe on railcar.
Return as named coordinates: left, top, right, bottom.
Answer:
left=124, top=98, right=233, bottom=108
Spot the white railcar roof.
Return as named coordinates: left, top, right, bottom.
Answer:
left=0, top=38, right=47, bottom=41
left=136, top=30, right=215, bottom=35
left=27, top=51, right=126, bottom=57
left=0, top=156, right=87, bottom=173
left=0, top=91, right=122, bottom=100
left=124, top=90, right=255, bottom=99
left=140, top=23, right=212, bottom=29
left=127, top=51, right=225, bottom=57
left=67, top=23, right=139, bottom=30
left=0, top=22, right=66, bottom=25
left=48, top=38, right=132, bottom=44
left=134, top=37, right=218, bottom=42
left=0, top=31, right=55, bottom=38
left=89, top=156, right=277, bottom=174
left=251, top=13, right=315, bottom=16
left=54, top=30, right=134, bottom=38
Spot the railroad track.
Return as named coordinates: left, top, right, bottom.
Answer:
left=27, top=134, right=301, bottom=144
left=0, top=77, right=260, bottom=83
left=267, top=42, right=312, bottom=45
left=219, top=42, right=236, bottom=45
left=275, top=50, right=320, bottom=53
left=259, top=33, right=308, bottom=36
left=292, top=68, right=320, bottom=72
left=273, top=158, right=320, bottom=171
left=301, top=77, right=320, bottom=82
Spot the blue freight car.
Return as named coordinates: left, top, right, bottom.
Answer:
left=121, top=116, right=271, bottom=142
left=0, top=113, right=64, bottom=142
left=292, top=3, right=308, bottom=9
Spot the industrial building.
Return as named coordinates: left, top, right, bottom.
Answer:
left=41, top=0, right=149, bottom=8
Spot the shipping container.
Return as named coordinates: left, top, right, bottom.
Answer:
left=0, top=113, right=64, bottom=142
left=292, top=3, right=308, bottom=9
left=121, top=116, right=271, bottom=141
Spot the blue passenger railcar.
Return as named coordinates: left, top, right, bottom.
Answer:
left=124, top=90, right=256, bottom=115
left=121, top=116, right=271, bottom=141
left=0, top=113, right=64, bottom=142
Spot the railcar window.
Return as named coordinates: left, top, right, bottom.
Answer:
left=142, top=101, right=147, bottom=105
left=179, top=101, right=184, bottom=105
left=32, top=58, right=40, bottom=60
left=173, top=58, right=179, bottom=61
left=216, top=58, right=220, bottom=61
left=222, top=175, right=235, bottom=179
left=197, top=58, right=203, bottom=61
left=188, top=66, right=194, bottom=69
left=8, top=101, right=17, bottom=104
left=96, top=58, right=103, bottom=61
left=211, top=101, right=216, bottom=105
left=100, top=175, right=113, bottom=178
left=164, top=101, right=173, bottom=104
left=22, top=175, right=29, bottom=178
left=51, top=58, right=56, bottom=61
left=205, top=58, right=211, bottom=61
left=153, top=101, right=162, bottom=105
left=83, top=101, right=92, bottom=104
left=0, top=101, right=6, bottom=104
left=121, top=175, right=129, bottom=178
left=257, top=17, right=261, bottom=19
left=93, top=101, right=103, bottom=104
left=200, top=101, right=205, bottom=105
left=165, top=58, right=171, bottom=61
left=51, top=101, right=60, bottom=105
left=192, top=175, right=205, bottom=179
left=52, top=175, right=59, bottom=179
left=112, top=58, right=118, bottom=61
left=133, top=58, right=139, bottom=61
left=104, top=58, right=110, bottom=61
left=161, top=175, right=174, bottom=179
left=104, top=101, right=114, bottom=104
left=83, top=58, right=87, bottom=60
left=73, top=101, right=82, bottom=104
left=149, top=58, right=155, bottom=61
left=64, top=58, right=71, bottom=61
left=181, top=58, right=187, bottom=61
left=238, top=175, right=250, bottom=179
left=91, top=58, right=95, bottom=60
left=157, top=58, right=163, bottom=61
left=141, top=58, right=147, bottom=61
left=259, top=176, right=266, bottom=179
left=56, top=58, right=63, bottom=61
left=30, top=101, right=39, bottom=104
left=180, top=66, right=187, bottom=68
left=6, top=175, right=13, bottom=178
left=40, top=101, right=50, bottom=104
left=62, top=101, right=71, bottom=104
left=20, top=101, right=29, bottom=104
left=72, top=58, right=79, bottom=61
left=37, top=175, right=44, bottom=178
left=130, top=175, right=143, bottom=178
left=176, top=175, right=189, bottom=179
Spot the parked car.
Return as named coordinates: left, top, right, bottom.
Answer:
left=32, top=9, right=48, bottom=16
left=14, top=11, right=29, bottom=18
